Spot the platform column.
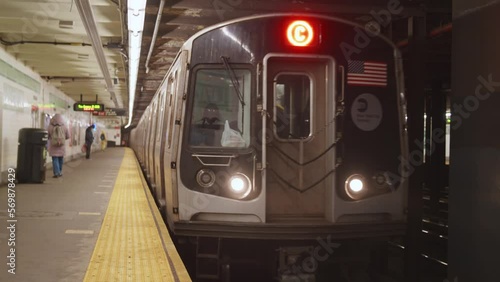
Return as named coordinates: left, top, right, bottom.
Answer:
left=449, top=1, right=500, bottom=281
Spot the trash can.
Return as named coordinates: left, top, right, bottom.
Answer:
left=17, top=128, right=48, bottom=183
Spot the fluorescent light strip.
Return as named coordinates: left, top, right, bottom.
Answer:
left=125, top=0, right=147, bottom=128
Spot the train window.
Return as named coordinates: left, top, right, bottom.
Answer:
left=274, top=73, right=312, bottom=140
left=189, top=68, right=251, bottom=147
left=167, top=74, right=177, bottom=149
left=157, top=88, right=167, bottom=143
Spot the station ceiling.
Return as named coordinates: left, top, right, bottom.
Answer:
left=0, top=0, right=451, bottom=129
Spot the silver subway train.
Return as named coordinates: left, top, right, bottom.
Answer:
left=129, top=13, right=408, bottom=241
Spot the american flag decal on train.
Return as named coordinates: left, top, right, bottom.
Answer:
left=347, top=60, right=387, bottom=87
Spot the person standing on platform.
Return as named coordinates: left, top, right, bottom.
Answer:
left=85, top=124, right=95, bottom=159
left=100, top=131, right=107, bottom=151
left=47, top=113, right=70, bottom=178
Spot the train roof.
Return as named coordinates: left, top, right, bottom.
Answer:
left=180, top=12, right=399, bottom=51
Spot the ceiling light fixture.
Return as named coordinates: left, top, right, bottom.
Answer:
left=124, top=0, right=147, bottom=128
left=77, top=54, right=89, bottom=60
left=59, top=20, right=74, bottom=29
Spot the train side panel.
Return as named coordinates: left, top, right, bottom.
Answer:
left=160, top=51, right=189, bottom=228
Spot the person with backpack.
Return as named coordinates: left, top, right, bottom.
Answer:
left=47, top=113, right=70, bottom=178
left=85, top=124, right=95, bottom=159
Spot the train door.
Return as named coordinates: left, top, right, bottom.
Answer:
left=154, top=88, right=168, bottom=204
left=163, top=50, right=188, bottom=223
left=263, top=54, right=336, bottom=222
left=143, top=109, right=151, bottom=169
left=141, top=117, right=147, bottom=165
left=147, top=99, right=159, bottom=183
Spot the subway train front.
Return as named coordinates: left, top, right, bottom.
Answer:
left=129, top=13, right=409, bottom=243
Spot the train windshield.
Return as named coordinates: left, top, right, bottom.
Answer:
left=189, top=68, right=252, bottom=148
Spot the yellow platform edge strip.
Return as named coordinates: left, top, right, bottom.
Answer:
left=83, top=148, right=191, bottom=282
left=134, top=150, right=192, bottom=282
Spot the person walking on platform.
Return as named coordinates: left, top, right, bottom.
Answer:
left=85, top=124, right=95, bottom=159
left=47, top=113, right=70, bottom=178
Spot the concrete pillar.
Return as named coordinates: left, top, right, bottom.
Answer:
left=449, top=1, right=500, bottom=281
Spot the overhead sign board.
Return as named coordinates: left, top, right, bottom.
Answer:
left=73, top=103, right=105, bottom=112
left=92, top=108, right=127, bottom=116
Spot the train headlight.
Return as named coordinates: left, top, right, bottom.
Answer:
left=196, top=169, right=216, bottom=188
left=228, top=173, right=252, bottom=199
left=345, top=174, right=366, bottom=200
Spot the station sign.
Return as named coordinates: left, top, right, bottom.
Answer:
left=73, top=103, right=105, bottom=112
left=92, top=108, right=127, bottom=116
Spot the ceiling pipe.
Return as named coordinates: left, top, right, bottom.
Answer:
left=0, top=38, right=123, bottom=48
left=114, top=0, right=128, bottom=62
left=0, top=38, right=93, bottom=47
left=115, top=0, right=128, bottom=108
left=116, top=0, right=127, bottom=48
left=74, top=0, right=119, bottom=107
left=145, top=0, right=166, bottom=74
left=43, top=76, right=126, bottom=82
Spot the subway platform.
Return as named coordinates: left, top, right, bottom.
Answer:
left=0, top=147, right=191, bottom=282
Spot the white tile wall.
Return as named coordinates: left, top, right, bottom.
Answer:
left=0, top=47, right=96, bottom=184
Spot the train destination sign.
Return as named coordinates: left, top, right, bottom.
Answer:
left=73, top=103, right=105, bottom=112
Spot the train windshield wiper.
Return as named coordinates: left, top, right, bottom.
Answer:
left=220, top=56, right=245, bottom=133
left=220, top=56, right=245, bottom=107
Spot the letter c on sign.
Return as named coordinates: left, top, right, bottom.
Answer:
left=287, top=20, right=314, bottom=46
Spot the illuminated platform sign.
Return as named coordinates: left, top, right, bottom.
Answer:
left=92, top=108, right=127, bottom=116
left=73, top=103, right=105, bottom=112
